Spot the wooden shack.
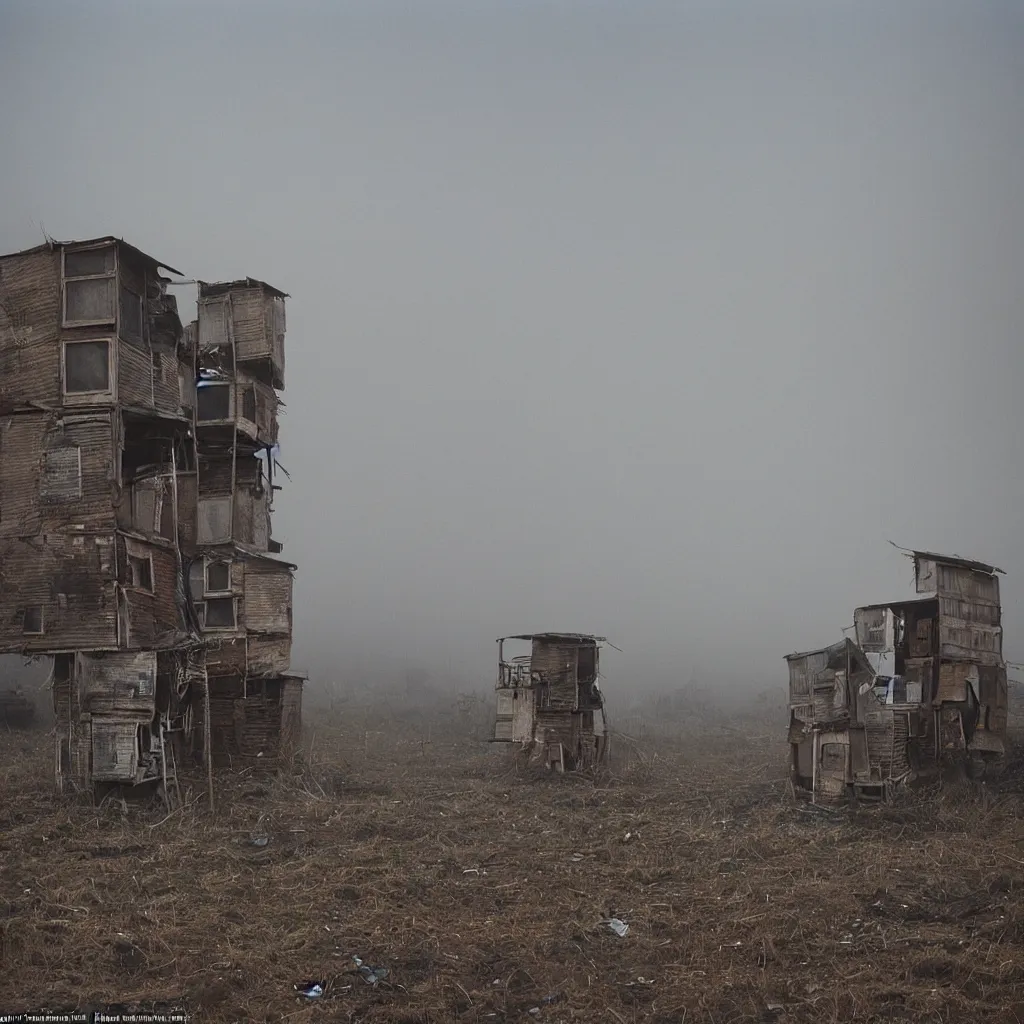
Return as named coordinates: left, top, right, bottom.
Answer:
left=786, top=546, right=1008, bottom=804
left=493, top=632, right=608, bottom=771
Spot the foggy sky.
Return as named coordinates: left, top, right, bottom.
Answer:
left=1, top=1, right=1022, bottom=692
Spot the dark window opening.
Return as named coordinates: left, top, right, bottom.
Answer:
left=204, top=597, right=236, bottom=629
left=197, top=384, right=230, bottom=421
left=64, top=340, right=110, bottom=393
left=206, top=560, right=230, bottom=593
left=242, top=386, right=257, bottom=422
left=128, top=555, right=153, bottom=592
left=577, top=646, right=597, bottom=683
left=23, top=606, right=43, bottom=635
left=119, top=284, right=144, bottom=344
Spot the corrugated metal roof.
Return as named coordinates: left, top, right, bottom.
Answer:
left=498, top=632, right=607, bottom=644
left=910, top=549, right=1004, bottom=577
left=854, top=596, right=937, bottom=613
left=198, top=277, right=289, bottom=299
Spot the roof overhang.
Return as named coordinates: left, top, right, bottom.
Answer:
left=0, top=236, right=184, bottom=277
left=498, top=632, right=607, bottom=644
left=909, top=548, right=1004, bottom=577
left=198, top=277, right=289, bottom=299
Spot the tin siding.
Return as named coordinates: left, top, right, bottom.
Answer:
left=0, top=414, right=46, bottom=535
left=230, top=288, right=269, bottom=363
left=78, top=650, right=157, bottom=716
left=152, top=351, right=185, bottom=415
left=0, top=533, right=118, bottom=653
left=49, top=413, right=116, bottom=531
left=531, top=639, right=578, bottom=710
left=176, top=472, right=198, bottom=550
left=246, top=634, right=291, bottom=677
left=117, top=338, right=153, bottom=409
left=91, top=720, right=139, bottom=781
left=938, top=622, right=1002, bottom=664
left=0, top=249, right=62, bottom=410
left=243, top=563, right=293, bottom=634
left=0, top=412, right=116, bottom=536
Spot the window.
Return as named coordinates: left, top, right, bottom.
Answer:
left=64, top=340, right=111, bottom=394
left=197, top=495, right=232, bottom=544
left=204, top=597, right=236, bottom=629
left=205, top=559, right=231, bottom=594
left=40, top=446, right=82, bottom=502
left=128, top=554, right=153, bottom=593
left=22, top=606, right=43, bottom=635
left=198, top=296, right=231, bottom=349
left=63, top=245, right=116, bottom=326
left=119, top=284, right=144, bottom=344
left=241, top=385, right=257, bottom=423
left=197, top=383, right=230, bottom=421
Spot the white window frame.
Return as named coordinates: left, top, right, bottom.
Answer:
left=201, top=596, right=237, bottom=631
left=127, top=551, right=154, bottom=594
left=204, top=558, right=232, bottom=596
left=62, top=337, right=115, bottom=401
left=62, top=243, right=118, bottom=328
left=22, top=605, right=44, bottom=635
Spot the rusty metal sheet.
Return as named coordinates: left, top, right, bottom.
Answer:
left=938, top=622, right=1002, bottom=663
left=937, top=662, right=978, bottom=704
left=915, top=556, right=1001, bottom=604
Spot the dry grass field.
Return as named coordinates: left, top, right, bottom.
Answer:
left=2, top=689, right=1024, bottom=1023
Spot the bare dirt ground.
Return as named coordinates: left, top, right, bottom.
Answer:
left=2, top=691, right=1024, bottom=1023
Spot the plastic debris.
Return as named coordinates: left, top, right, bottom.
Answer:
left=294, top=982, right=323, bottom=999
left=353, top=956, right=389, bottom=986
left=603, top=917, right=630, bottom=937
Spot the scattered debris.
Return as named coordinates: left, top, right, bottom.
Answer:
left=294, top=982, right=323, bottom=1000
left=603, top=917, right=630, bottom=937
left=353, top=956, right=389, bottom=986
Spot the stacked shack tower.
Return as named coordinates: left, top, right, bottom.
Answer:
left=0, top=236, right=301, bottom=798
left=493, top=632, right=609, bottom=771
left=786, top=547, right=1007, bottom=803
left=190, top=279, right=302, bottom=767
